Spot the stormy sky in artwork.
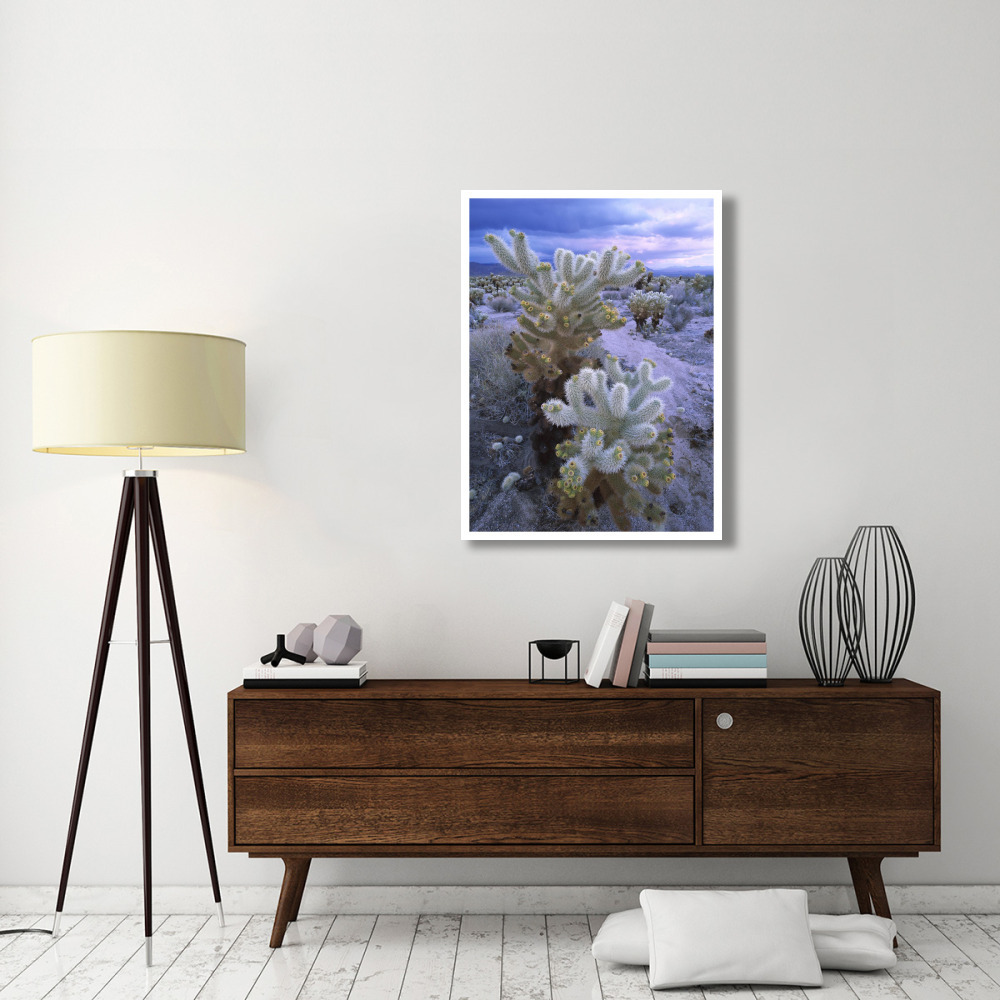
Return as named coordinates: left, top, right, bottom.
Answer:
left=468, top=196, right=715, bottom=272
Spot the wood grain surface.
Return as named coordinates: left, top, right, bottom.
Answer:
left=233, top=697, right=694, bottom=769
left=702, top=697, right=936, bottom=846
left=233, top=773, right=695, bottom=846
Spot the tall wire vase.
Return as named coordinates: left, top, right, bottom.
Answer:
left=843, top=525, right=916, bottom=682
left=798, top=557, right=864, bottom=686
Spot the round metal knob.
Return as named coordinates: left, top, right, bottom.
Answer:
left=716, top=712, right=734, bottom=730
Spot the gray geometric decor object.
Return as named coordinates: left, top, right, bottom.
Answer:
left=286, top=622, right=318, bottom=662
left=314, top=614, right=363, bottom=664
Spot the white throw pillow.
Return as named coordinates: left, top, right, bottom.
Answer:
left=639, top=889, right=823, bottom=989
left=592, top=906, right=897, bottom=973
left=591, top=908, right=650, bottom=965
left=810, top=914, right=897, bottom=971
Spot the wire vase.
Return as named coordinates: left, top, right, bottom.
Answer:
left=843, top=525, right=916, bottom=682
left=798, top=557, right=864, bottom=686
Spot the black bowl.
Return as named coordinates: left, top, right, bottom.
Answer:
left=534, top=639, right=575, bottom=660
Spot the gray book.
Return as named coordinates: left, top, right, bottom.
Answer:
left=627, top=603, right=656, bottom=687
left=648, top=629, right=765, bottom=643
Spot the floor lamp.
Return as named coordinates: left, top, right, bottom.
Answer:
left=32, top=330, right=245, bottom=966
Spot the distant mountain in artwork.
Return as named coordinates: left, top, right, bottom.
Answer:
left=651, top=265, right=715, bottom=277
left=469, top=260, right=712, bottom=278
left=469, top=261, right=514, bottom=276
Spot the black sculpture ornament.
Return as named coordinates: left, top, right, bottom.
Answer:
left=843, top=525, right=916, bottom=682
left=260, top=634, right=307, bottom=667
left=798, top=557, right=863, bottom=686
left=528, top=639, right=580, bottom=683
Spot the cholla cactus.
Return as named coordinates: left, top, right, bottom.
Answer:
left=485, top=230, right=645, bottom=383
left=484, top=229, right=646, bottom=474
left=541, top=358, right=676, bottom=530
left=628, top=291, right=670, bottom=333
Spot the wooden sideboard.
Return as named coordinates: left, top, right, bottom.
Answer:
left=228, top=678, right=940, bottom=947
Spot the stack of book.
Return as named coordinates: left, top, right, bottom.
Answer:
left=243, top=661, right=368, bottom=689
left=584, top=599, right=655, bottom=688
left=646, top=629, right=766, bottom=687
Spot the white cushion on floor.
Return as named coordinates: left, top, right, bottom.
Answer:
left=640, top=888, right=822, bottom=989
left=810, top=913, right=897, bottom=970
left=592, top=905, right=897, bottom=973
left=591, top=908, right=650, bottom=965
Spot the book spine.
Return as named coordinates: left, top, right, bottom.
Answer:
left=583, top=601, right=629, bottom=688
left=646, top=642, right=766, bottom=655
left=627, top=603, right=656, bottom=687
left=244, top=664, right=367, bottom=680
left=612, top=599, right=646, bottom=688
left=648, top=667, right=768, bottom=679
left=646, top=654, right=767, bottom=671
left=243, top=678, right=367, bottom=689
left=647, top=678, right=767, bottom=688
left=648, top=630, right=766, bottom=643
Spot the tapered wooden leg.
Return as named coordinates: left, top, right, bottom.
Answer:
left=55, top=479, right=135, bottom=929
left=270, top=858, right=312, bottom=948
left=848, top=856, right=874, bottom=914
left=288, top=858, right=311, bottom=923
left=135, top=478, right=154, bottom=965
left=848, top=856, right=897, bottom=946
left=147, top=479, right=223, bottom=918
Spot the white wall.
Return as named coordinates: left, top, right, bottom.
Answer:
left=1, top=0, right=997, bottom=893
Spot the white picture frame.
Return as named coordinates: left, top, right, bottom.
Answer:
left=462, top=190, right=722, bottom=540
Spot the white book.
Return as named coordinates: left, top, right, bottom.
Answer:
left=648, top=666, right=767, bottom=679
left=244, top=660, right=367, bottom=681
left=583, top=601, right=630, bottom=688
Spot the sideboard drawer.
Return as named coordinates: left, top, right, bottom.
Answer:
left=233, top=698, right=694, bottom=769
left=233, top=773, right=694, bottom=846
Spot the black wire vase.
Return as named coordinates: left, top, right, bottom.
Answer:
left=798, top=557, right=864, bottom=686
left=843, top=525, right=916, bottom=682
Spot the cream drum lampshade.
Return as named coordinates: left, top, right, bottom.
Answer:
left=32, top=330, right=245, bottom=456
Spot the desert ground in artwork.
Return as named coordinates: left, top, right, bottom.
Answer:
left=468, top=275, right=716, bottom=534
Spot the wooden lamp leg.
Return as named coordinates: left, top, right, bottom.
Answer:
left=147, top=478, right=224, bottom=928
left=134, top=475, right=154, bottom=967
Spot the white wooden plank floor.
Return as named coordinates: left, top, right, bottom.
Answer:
left=0, top=912, right=998, bottom=1000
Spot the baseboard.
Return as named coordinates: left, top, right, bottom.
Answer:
left=2, top=884, right=999, bottom=916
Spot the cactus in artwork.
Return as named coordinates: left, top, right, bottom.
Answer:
left=541, top=357, right=676, bottom=530
left=485, top=230, right=645, bottom=382
left=484, top=229, right=646, bottom=473
left=628, top=291, right=671, bottom=333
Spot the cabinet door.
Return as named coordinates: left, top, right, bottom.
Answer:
left=702, top=698, right=936, bottom=846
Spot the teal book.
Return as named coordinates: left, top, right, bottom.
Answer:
left=647, top=653, right=767, bottom=671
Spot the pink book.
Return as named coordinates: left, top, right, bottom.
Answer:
left=646, top=641, right=767, bottom=655
left=612, top=600, right=647, bottom=687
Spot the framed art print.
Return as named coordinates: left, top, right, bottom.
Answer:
left=462, top=190, right=721, bottom=540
